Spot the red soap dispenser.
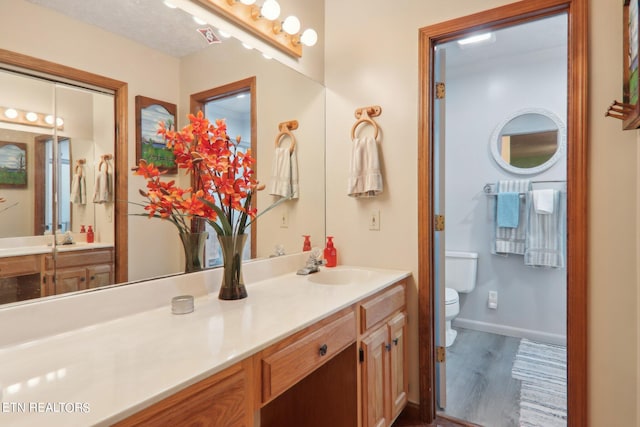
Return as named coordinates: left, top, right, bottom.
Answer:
left=86, top=225, right=94, bottom=243
left=302, top=235, right=311, bottom=252
left=324, top=236, right=337, bottom=267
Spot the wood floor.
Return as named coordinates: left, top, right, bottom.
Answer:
left=438, top=328, right=521, bottom=427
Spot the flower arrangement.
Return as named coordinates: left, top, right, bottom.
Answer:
left=133, top=111, right=285, bottom=300
left=134, top=111, right=264, bottom=237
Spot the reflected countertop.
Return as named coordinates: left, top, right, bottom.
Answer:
left=0, top=264, right=410, bottom=426
left=0, top=242, right=114, bottom=258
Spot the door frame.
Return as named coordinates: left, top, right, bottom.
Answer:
left=417, top=0, right=588, bottom=425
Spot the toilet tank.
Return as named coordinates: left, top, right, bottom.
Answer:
left=445, top=251, right=478, bottom=293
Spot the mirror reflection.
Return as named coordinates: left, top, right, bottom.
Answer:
left=491, top=110, right=565, bottom=175
left=0, top=0, right=325, bottom=307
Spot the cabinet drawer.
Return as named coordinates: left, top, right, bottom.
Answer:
left=0, top=255, right=40, bottom=278
left=360, top=283, right=405, bottom=333
left=261, top=310, right=356, bottom=403
left=45, top=248, right=113, bottom=270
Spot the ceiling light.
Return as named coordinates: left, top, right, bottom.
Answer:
left=300, top=28, right=318, bottom=47
left=4, top=108, right=17, bottom=119
left=261, top=0, right=280, bottom=21
left=242, top=42, right=254, bottom=50
left=281, top=16, right=300, bottom=35
left=239, top=0, right=256, bottom=4
left=193, top=16, right=207, bottom=25
left=457, top=32, right=493, bottom=46
left=45, top=115, right=55, bottom=125
left=163, top=1, right=178, bottom=9
left=262, top=53, right=272, bottom=60
left=25, top=112, right=38, bottom=122
left=218, top=29, right=231, bottom=38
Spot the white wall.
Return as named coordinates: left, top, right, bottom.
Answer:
left=445, top=44, right=567, bottom=342
left=325, top=0, right=639, bottom=425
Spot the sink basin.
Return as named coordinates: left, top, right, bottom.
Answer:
left=307, top=268, right=374, bottom=285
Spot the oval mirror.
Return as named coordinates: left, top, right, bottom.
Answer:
left=490, top=108, right=566, bottom=175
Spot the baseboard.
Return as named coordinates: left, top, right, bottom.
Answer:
left=452, top=318, right=566, bottom=345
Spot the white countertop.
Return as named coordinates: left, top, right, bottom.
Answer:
left=0, top=242, right=113, bottom=258
left=0, top=265, right=409, bottom=426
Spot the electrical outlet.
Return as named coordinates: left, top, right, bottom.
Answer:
left=488, top=291, right=498, bottom=310
left=369, top=210, right=380, bottom=231
left=280, top=209, right=288, bottom=228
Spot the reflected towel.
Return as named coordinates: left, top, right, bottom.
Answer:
left=70, top=171, right=86, bottom=205
left=493, top=180, right=530, bottom=255
left=93, top=167, right=112, bottom=204
left=525, top=190, right=565, bottom=268
left=348, top=136, right=383, bottom=197
left=268, top=146, right=299, bottom=199
left=497, top=192, right=520, bottom=228
left=532, top=189, right=555, bottom=214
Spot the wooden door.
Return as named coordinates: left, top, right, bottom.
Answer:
left=54, top=267, right=87, bottom=294
left=388, top=312, right=408, bottom=420
left=361, top=325, right=389, bottom=427
left=87, top=264, right=113, bottom=288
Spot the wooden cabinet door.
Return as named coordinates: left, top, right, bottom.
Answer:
left=87, top=264, right=113, bottom=288
left=54, top=268, right=88, bottom=295
left=388, top=312, right=408, bottom=421
left=361, top=325, right=389, bottom=427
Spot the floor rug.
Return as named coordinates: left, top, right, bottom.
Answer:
left=511, top=338, right=567, bottom=427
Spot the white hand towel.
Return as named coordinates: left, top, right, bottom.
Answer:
left=93, top=164, right=113, bottom=204
left=347, top=136, right=383, bottom=198
left=532, top=189, right=555, bottom=214
left=268, top=146, right=299, bottom=199
left=70, top=171, right=86, bottom=205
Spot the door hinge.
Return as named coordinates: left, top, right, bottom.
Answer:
left=435, top=82, right=445, bottom=99
left=359, top=348, right=364, bottom=363
left=436, top=346, right=446, bottom=363
left=435, top=214, right=445, bottom=232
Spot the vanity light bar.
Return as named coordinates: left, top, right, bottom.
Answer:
left=0, top=106, right=64, bottom=130
left=195, top=0, right=314, bottom=58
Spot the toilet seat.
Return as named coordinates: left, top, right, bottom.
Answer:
left=445, top=287, right=459, bottom=305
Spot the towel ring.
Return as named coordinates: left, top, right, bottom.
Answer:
left=351, top=110, right=379, bottom=140
left=274, top=130, right=296, bottom=153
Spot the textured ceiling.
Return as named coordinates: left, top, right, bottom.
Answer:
left=27, top=0, right=214, bottom=57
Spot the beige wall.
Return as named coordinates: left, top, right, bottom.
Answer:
left=325, top=0, right=638, bottom=425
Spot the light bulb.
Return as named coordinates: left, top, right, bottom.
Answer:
left=300, top=28, right=317, bottom=47
left=56, top=117, right=64, bottom=127
left=45, top=115, right=55, bottom=125
left=282, top=16, right=300, bottom=35
left=25, top=112, right=38, bottom=122
left=261, top=0, right=280, bottom=20
left=4, top=108, right=18, bottom=119
left=239, top=0, right=256, bottom=4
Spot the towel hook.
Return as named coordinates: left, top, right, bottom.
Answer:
left=351, top=105, right=381, bottom=140
left=274, top=120, right=298, bottom=153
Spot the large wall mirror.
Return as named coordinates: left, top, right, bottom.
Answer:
left=0, top=0, right=325, bottom=307
left=489, top=108, right=566, bottom=175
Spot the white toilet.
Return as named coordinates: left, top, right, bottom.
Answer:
left=444, top=251, right=478, bottom=347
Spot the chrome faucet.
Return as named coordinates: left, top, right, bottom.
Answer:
left=297, top=248, right=324, bottom=275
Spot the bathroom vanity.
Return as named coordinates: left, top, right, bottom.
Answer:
left=0, top=257, right=410, bottom=427
left=0, top=244, right=114, bottom=304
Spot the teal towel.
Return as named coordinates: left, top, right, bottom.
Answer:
left=497, top=192, right=520, bottom=228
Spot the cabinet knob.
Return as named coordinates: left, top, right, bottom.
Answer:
left=385, top=343, right=392, bottom=352
left=80, top=277, right=85, bottom=282
left=319, top=344, right=328, bottom=356
left=393, top=338, right=399, bottom=346
left=90, top=276, right=95, bottom=281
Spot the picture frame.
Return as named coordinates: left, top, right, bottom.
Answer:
left=135, top=95, right=177, bottom=174
left=624, top=0, right=640, bottom=129
left=0, top=142, right=27, bottom=188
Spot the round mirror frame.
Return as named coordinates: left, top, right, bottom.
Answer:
left=489, top=107, right=566, bottom=175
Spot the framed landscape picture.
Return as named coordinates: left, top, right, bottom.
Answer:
left=135, top=95, right=177, bottom=173
left=624, top=0, right=640, bottom=129
left=0, top=142, right=27, bottom=188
